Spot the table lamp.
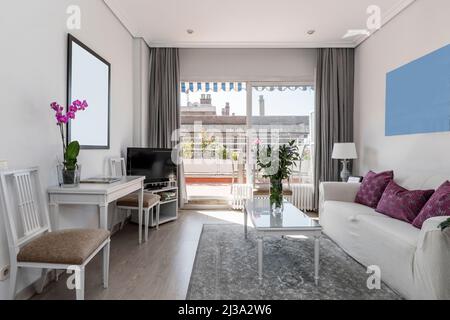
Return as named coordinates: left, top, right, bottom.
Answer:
left=332, top=143, right=358, bottom=182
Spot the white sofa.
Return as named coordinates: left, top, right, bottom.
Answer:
left=319, top=177, right=450, bottom=300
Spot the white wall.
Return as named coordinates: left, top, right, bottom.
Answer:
left=180, top=48, right=317, bottom=82
left=0, top=0, right=135, bottom=298
left=354, top=0, right=450, bottom=179
left=133, top=38, right=150, bottom=147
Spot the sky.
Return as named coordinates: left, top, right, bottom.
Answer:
left=180, top=86, right=315, bottom=117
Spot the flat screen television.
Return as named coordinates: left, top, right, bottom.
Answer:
left=127, top=148, right=177, bottom=184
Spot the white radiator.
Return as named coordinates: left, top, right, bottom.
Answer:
left=231, top=184, right=253, bottom=210
left=231, top=183, right=316, bottom=211
left=290, top=183, right=316, bottom=211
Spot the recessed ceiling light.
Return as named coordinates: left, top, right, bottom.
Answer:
left=187, top=29, right=194, bottom=35
left=307, top=30, right=315, bottom=35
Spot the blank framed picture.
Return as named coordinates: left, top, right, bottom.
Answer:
left=67, top=34, right=111, bottom=149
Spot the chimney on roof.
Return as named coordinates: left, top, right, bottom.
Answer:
left=259, top=95, right=265, bottom=116
left=200, top=94, right=212, bottom=105
left=222, top=102, right=231, bottom=116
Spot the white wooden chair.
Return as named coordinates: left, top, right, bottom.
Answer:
left=109, top=158, right=160, bottom=244
left=109, top=157, right=129, bottom=230
left=109, top=157, right=127, bottom=179
left=0, top=168, right=110, bottom=300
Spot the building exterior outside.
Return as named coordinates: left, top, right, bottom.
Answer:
left=180, top=95, right=313, bottom=184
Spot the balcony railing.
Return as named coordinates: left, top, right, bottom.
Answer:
left=180, top=138, right=313, bottom=184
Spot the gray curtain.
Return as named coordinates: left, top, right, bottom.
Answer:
left=314, top=48, right=355, bottom=207
left=148, top=48, right=186, bottom=206
left=148, top=48, right=180, bottom=148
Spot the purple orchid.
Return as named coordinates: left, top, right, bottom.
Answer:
left=69, top=105, right=78, bottom=113
left=50, top=100, right=88, bottom=151
left=50, top=100, right=88, bottom=125
left=50, top=100, right=88, bottom=173
left=81, top=100, right=88, bottom=109
left=67, top=111, right=76, bottom=120
left=77, top=100, right=88, bottom=111
left=56, top=113, right=68, bottom=124
left=51, top=102, right=63, bottom=113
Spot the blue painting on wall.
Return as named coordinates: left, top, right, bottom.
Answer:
left=386, top=44, right=450, bottom=136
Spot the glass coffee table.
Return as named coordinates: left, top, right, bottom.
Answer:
left=244, top=198, right=323, bottom=284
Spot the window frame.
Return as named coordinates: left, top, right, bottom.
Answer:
left=179, top=81, right=316, bottom=184
left=246, top=81, right=315, bottom=183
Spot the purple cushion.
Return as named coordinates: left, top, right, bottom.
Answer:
left=412, top=181, right=450, bottom=229
left=376, top=181, right=434, bottom=223
left=355, top=171, right=394, bottom=208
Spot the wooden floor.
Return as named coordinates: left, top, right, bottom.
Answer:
left=32, top=210, right=245, bottom=300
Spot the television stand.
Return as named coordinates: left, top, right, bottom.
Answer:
left=131, top=181, right=179, bottom=227
left=145, top=180, right=177, bottom=190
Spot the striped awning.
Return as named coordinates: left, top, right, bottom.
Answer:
left=253, top=85, right=314, bottom=92
left=181, top=82, right=245, bottom=93
left=181, top=82, right=313, bottom=93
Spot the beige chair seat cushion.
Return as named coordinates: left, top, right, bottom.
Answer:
left=17, top=229, right=110, bottom=265
left=117, top=193, right=160, bottom=208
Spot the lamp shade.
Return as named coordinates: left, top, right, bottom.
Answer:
left=332, top=143, right=358, bottom=160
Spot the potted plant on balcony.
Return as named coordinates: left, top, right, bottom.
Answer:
left=50, top=100, right=88, bottom=187
left=257, top=140, right=300, bottom=214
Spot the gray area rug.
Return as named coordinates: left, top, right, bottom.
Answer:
left=187, top=224, right=401, bottom=300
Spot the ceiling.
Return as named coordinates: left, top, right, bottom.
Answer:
left=104, top=0, right=415, bottom=48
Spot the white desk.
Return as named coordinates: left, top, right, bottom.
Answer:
left=48, top=176, right=145, bottom=230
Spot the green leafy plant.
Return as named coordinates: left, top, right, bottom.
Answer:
left=257, top=140, right=300, bottom=180
left=181, top=141, right=194, bottom=159
left=221, top=146, right=228, bottom=160
left=301, top=146, right=311, bottom=161
left=257, top=140, right=300, bottom=208
left=439, top=218, right=450, bottom=231
left=64, top=141, right=80, bottom=170
left=198, top=130, right=220, bottom=158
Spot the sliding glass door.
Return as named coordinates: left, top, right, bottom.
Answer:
left=247, top=83, right=315, bottom=187
left=179, top=83, right=247, bottom=203
left=179, top=82, right=314, bottom=205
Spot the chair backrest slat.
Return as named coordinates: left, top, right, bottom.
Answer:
left=0, top=168, right=50, bottom=251
left=19, top=174, right=34, bottom=232
left=13, top=172, right=42, bottom=236
left=16, top=174, right=32, bottom=234
left=25, top=173, right=41, bottom=230
left=14, top=174, right=32, bottom=234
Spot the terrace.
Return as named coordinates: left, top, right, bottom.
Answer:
left=179, top=83, right=315, bottom=207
